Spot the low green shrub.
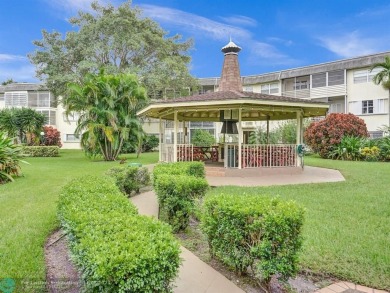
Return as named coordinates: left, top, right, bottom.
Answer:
left=155, top=174, right=208, bottom=232
left=22, top=146, right=59, bottom=157
left=202, top=193, right=304, bottom=282
left=106, top=166, right=150, bottom=196
left=153, top=161, right=205, bottom=188
left=58, top=176, right=181, bottom=292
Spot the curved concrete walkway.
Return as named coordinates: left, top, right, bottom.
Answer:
left=207, top=166, right=345, bottom=187
left=130, top=191, right=244, bottom=293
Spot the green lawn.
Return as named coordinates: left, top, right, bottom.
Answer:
left=208, top=156, right=390, bottom=290
left=1, top=152, right=389, bottom=291
left=0, top=150, right=158, bottom=285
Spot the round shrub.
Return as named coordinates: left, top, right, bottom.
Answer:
left=304, top=113, right=368, bottom=158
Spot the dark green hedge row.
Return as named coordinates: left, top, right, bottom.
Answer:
left=153, top=161, right=205, bottom=188
left=202, top=193, right=305, bottom=281
left=155, top=174, right=208, bottom=232
left=153, top=162, right=208, bottom=232
left=22, top=146, right=59, bottom=157
left=106, top=166, right=150, bottom=196
left=58, top=176, right=180, bottom=292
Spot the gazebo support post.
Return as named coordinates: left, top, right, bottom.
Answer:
left=296, top=111, right=303, bottom=167
left=266, top=116, right=270, bottom=144
left=173, top=111, right=178, bottom=162
left=159, top=117, right=163, bottom=162
left=238, top=108, right=242, bottom=169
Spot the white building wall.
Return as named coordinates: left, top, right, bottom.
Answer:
left=346, top=68, right=389, bottom=132
left=56, top=103, right=80, bottom=149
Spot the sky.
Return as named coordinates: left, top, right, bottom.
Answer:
left=1, top=0, right=390, bottom=83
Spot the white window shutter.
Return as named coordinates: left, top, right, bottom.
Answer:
left=348, top=101, right=361, bottom=115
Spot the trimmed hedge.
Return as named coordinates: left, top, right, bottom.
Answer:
left=58, top=176, right=181, bottom=292
left=153, top=161, right=205, bottom=188
left=106, top=166, right=150, bottom=196
left=155, top=174, right=209, bottom=232
left=202, top=193, right=304, bottom=282
left=22, top=146, right=59, bottom=157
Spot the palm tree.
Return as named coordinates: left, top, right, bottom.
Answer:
left=64, top=71, right=148, bottom=161
left=371, top=56, right=390, bottom=128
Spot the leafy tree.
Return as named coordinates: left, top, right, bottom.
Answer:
left=29, top=0, right=198, bottom=99
left=191, top=129, right=215, bottom=147
left=0, top=108, right=45, bottom=144
left=65, top=71, right=147, bottom=161
left=1, top=79, right=15, bottom=86
left=249, top=126, right=280, bottom=144
left=371, top=56, right=390, bottom=127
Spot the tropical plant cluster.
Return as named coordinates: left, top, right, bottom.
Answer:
left=249, top=119, right=310, bottom=145
left=121, top=134, right=159, bottom=154
left=106, top=166, right=150, bottom=196
left=0, top=108, right=45, bottom=145
left=65, top=71, right=148, bottom=161
left=329, top=135, right=390, bottom=161
left=153, top=162, right=208, bottom=232
left=0, top=131, right=25, bottom=184
left=191, top=129, right=215, bottom=147
left=201, top=193, right=305, bottom=282
left=304, top=113, right=369, bottom=158
left=58, top=176, right=180, bottom=292
left=22, top=146, right=60, bottom=157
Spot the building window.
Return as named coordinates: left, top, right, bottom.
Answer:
left=312, top=73, right=326, bottom=88
left=63, top=112, right=80, bottom=122
left=243, top=86, right=253, bottom=92
left=362, top=100, right=374, bottom=114
left=353, top=68, right=381, bottom=83
left=369, top=131, right=383, bottom=139
left=66, top=134, right=80, bottom=142
left=36, top=110, right=56, bottom=126
left=4, top=91, right=27, bottom=107
left=328, top=70, right=344, bottom=86
left=261, top=83, right=279, bottom=94
left=329, top=103, right=342, bottom=113
left=294, top=80, right=308, bottom=90
left=269, top=83, right=279, bottom=94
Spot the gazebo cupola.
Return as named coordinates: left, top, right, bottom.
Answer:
left=218, top=39, right=243, bottom=92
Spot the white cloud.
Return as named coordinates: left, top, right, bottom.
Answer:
left=44, top=0, right=120, bottom=14
left=318, top=31, right=378, bottom=58
left=219, top=15, right=257, bottom=27
left=139, top=4, right=251, bottom=41
left=0, top=54, right=26, bottom=62
left=139, top=4, right=295, bottom=64
left=0, top=64, right=37, bottom=83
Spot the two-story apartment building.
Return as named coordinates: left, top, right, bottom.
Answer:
left=197, top=51, right=390, bottom=138
left=1, top=51, right=389, bottom=149
left=0, top=83, right=80, bottom=149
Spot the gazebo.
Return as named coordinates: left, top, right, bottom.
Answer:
left=137, top=40, right=329, bottom=171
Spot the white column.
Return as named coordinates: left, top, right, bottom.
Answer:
left=238, top=108, right=242, bottom=169
left=296, top=111, right=302, bottom=167
left=173, top=111, right=178, bottom=162
left=159, top=117, right=162, bottom=162
left=296, top=111, right=302, bottom=144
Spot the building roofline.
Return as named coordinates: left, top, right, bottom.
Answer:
left=198, top=50, right=390, bottom=85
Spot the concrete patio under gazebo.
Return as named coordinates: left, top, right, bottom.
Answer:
left=137, top=40, right=329, bottom=174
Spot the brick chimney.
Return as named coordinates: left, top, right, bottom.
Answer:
left=218, top=39, right=243, bottom=91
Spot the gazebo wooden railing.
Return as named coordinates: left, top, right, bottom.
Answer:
left=160, top=143, right=298, bottom=168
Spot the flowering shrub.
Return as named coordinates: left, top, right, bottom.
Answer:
left=42, top=126, right=62, bottom=147
left=361, top=146, right=380, bottom=161
left=304, top=113, right=368, bottom=158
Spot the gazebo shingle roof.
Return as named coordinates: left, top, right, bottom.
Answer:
left=153, top=90, right=327, bottom=105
